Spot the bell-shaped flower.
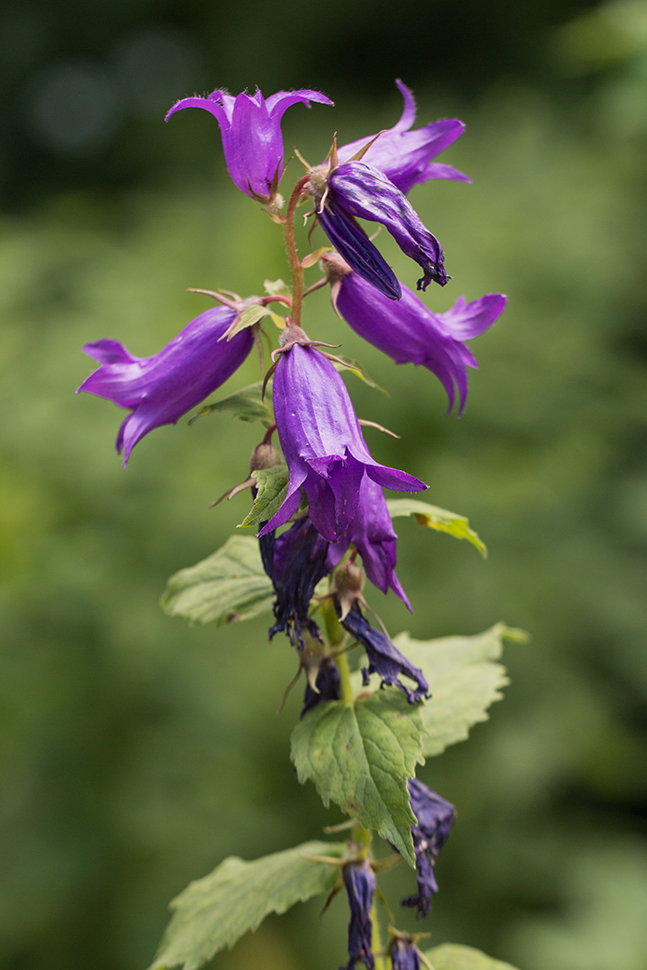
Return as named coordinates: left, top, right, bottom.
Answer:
left=343, top=858, right=377, bottom=970
left=166, top=87, right=332, bottom=201
left=402, top=779, right=456, bottom=917
left=340, top=603, right=429, bottom=704
left=259, top=340, right=427, bottom=542
left=323, top=253, right=506, bottom=414
left=77, top=306, right=253, bottom=465
left=315, top=160, right=447, bottom=297
left=327, top=475, right=411, bottom=610
left=337, top=79, right=469, bottom=194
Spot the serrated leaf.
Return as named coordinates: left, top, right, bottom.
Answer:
left=238, top=465, right=290, bottom=529
left=149, top=840, right=346, bottom=970
left=291, top=691, right=424, bottom=865
left=333, top=355, right=389, bottom=395
left=160, top=536, right=273, bottom=626
left=425, top=943, right=522, bottom=970
left=386, top=498, right=487, bottom=557
left=188, top=382, right=273, bottom=427
left=263, top=278, right=292, bottom=298
left=395, top=624, right=520, bottom=757
left=225, top=303, right=267, bottom=339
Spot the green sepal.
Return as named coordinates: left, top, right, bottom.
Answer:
left=425, top=943, right=522, bottom=970
left=238, top=465, right=290, bottom=529
left=148, top=840, right=346, bottom=970
left=291, top=691, right=425, bottom=866
left=333, top=355, right=389, bottom=395
left=188, top=381, right=273, bottom=427
left=386, top=498, right=487, bottom=557
left=160, top=535, right=273, bottom=626
left=226, top=303, right=267, bottom=338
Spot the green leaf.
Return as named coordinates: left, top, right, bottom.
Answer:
left=149, top=840, right=346, bottom=970
left=394, top=624, right=524, bottom=757
left=425, top=943, right=522, bottom=970
left=386, top=498, right=487, bottom=557
left=333, top=355, right=389, bottom=395
left=225, top=303, right=267, bottom=339
left=160, top=535, right=274, bottom=626
left=188, top=382, right=273, bottom=427
left=264, top=277, right=292, bottom=298
left=291, top=691, right=424, bottom=865
left=238, top=465, right=290, bottom=529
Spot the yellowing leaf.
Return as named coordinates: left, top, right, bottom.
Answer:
left=386, top=498, right=487, bottom=557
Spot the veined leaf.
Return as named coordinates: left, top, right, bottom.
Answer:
left=333, top=355, right=389, bottom=395
left=425, top=944, right=522, bottom=970
left=160, top=535, right=273, bottom=626
left=238, top=465, right=289, bottom=529
left=264, top=277, right=292, bottom=298
left=188, top=382, right=273, bottom=427
left=291, top=691, right=424, bottom=865
left=386, top=498, right=486, bottom=557
left=149, top=840, right=346, bottom=970
left=395, top=624, right=524, bottom=757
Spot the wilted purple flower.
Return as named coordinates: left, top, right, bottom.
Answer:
left=166, top=87, right=332, bottom=200
left=266, top=515, right=331, bottom=649
left=340, top=603, right=429, bottom=704
left=316, top=160, right=447, bottom=296
left=259, top=342, right=427, bottom=542
left=389, top=936, right=422, bottom=970
left=301, top=656, right=342, bottom=716
left=402, top=779, right=456, bottom=917
left=77, top=307, right=254, bottom=466
left=342, top=859, right=376, bottom=970
left=324, top=253, right=506, bottom=415
left=337, top=79, right=469, bottom=194
left=327, top=475, right=411, bottom=610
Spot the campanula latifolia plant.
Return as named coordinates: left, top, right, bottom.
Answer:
left=78, top=80, right=526, bottom=970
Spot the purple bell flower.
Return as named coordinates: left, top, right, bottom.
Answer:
left=317, top=160, right=448, bottom=296
left=77, top=306, right=253, bottom=466
left=402, top=779, right=456, bottom=918
left=324, top=254, right=506, bottom=415
left=340, top=603, right=429, bottom=704
left=337, top=79, right=469, bottom=194
left=389, top=937, right=422, bottom=970
left=342, top=859, right=376, bottom=970
left=327, top=475, right=411, bottom=610
left=259, top=341, right=427, bottom=542
left=266, top=515, right=331, bottom=650
left=166, top=87, right=332, bottom=200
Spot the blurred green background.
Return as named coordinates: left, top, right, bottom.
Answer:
left=2, top=0, right=647, bottom=968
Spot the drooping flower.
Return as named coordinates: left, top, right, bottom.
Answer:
left=388, top=935, right=423, bottom=970
left=166, top=87, right=333, bottom=201
left=337, top=79, right=469, bottom=194
left=301, top=656, right=342, bottom=716
left=258, top=338, right=427, bottom=542
left=77, top=306, right=254, bottom=466
left=402, top=779, right=456, bottom=918
left=340, top=603, right=429, bottom=704
left=323, top=253, right=506, bottom=415
left=327, top=475, right=411, bottom=610
left=312, top=160, right=448, bottom=297
left=267, top=515, right=331, bottom=649
left=342, top=858, right=377, bottom=970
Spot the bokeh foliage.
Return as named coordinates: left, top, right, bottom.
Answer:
left=1, top=1, right=647, bottom=969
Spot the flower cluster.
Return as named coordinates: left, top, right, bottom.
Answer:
left=78, top=80, right=504, bottom=970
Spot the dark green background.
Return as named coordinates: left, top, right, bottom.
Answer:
left=1, top=1, right=647, bottom=968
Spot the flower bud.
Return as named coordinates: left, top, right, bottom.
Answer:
left=249, top=441, right=282, bottom=473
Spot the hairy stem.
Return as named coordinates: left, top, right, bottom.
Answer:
left=282, top=174, right=311, bottom=328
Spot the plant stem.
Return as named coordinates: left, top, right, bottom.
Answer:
left=371, top=900, right=386, bottom=970
left=282, top=174, right=311, bottom=328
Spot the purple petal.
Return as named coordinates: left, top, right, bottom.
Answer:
left=437, top=293, right=507, bottom=340
left=317, top=202, right=401, bottom=300
left=77, top=307, right=253, bottom=465
left=265, top=88, right=333, bottom=115
left=420, top=161, right=471, bottom=184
